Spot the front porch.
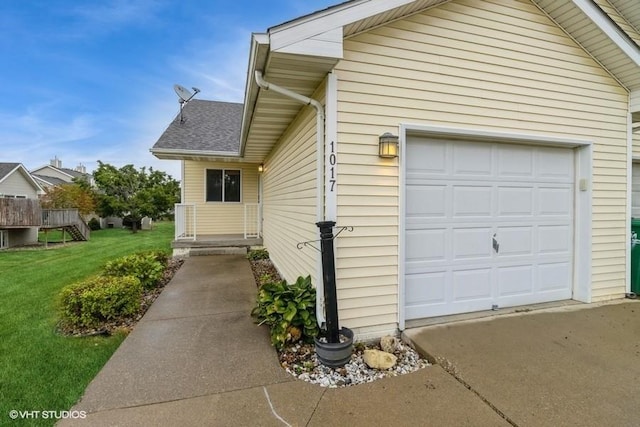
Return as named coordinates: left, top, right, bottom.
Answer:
left=173, top=203, right=263, bottom=256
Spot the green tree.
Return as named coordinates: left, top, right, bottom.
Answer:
left=92, top=162, right=180, bottom=232
left=40, top=181, right=96, bottom=216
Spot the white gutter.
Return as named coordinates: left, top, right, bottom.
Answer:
left=254, top=70, right=326, bottom=325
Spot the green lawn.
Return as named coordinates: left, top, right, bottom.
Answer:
left=0, top=222, right=174, bottom=426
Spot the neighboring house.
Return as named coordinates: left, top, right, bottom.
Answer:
left=0, top=163, right=44, bottom=248
left=31, top=156, right=91, bottom=190
left=152, top=0, right=640, bottom=340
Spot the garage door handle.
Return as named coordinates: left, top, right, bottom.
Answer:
left=492, top=234, right=499, bottom=254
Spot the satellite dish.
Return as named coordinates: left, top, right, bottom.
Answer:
left=173, top=84, right=201, bottom=123
left=174, top=84, right=193, bottom=102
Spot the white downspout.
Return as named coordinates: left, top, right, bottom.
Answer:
left=254, top=70, right=326, bottom=325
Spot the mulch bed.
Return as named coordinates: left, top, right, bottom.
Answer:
left=248, top=258, right=282, bottom=287
left=58, top=257, right=184, bottom=337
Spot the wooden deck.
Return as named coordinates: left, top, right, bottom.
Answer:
left=0, top=198, right=41, bottom=227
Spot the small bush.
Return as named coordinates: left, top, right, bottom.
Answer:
left=103, top=252, right=166, bottom=290
left=88, top=218, right=101, bottom=231
left=59, top=275, right=142, bottom=329
left=247, top=248, right=270, bottom=261
left=251, top=275, right=319, bottom=350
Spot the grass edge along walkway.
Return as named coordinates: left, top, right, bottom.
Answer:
left=0, top=222, right=174, bottom=427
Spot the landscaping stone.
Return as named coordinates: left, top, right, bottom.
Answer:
left=380, top=335, right=399, bottom=353
left=363, top=349, right=397, bottom=370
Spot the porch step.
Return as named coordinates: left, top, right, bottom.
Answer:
left=179, top=247, right=248, bottom=257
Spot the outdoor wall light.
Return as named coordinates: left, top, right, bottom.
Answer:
left=378, top=132, right=399, bottom=158
left=258, top=164, right=264, bottom=173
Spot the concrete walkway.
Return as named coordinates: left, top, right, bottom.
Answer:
left=60, top=255, right=640, bottom=426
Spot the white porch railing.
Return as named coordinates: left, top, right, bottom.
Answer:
left=244, top=203, right=262, bottom=239
left=175, top=203, right=196, bottom=240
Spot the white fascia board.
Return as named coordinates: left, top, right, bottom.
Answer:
left=274, top=27, right=343, bottom=59
left=150, top=148, right=242, bottom=159
left=269, top=0, right=415, bottom=53
left=572, top=0, right=640, bottom=66
left=240, top=33, right=270, bottom=157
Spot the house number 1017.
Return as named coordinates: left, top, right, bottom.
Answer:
left=329, top=140, right=336, bottom=192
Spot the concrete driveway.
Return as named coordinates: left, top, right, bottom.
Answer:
left=404, top=301, right=640, bottom=427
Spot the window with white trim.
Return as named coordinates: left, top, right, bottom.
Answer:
left=206, top=169, right=241, bottom=202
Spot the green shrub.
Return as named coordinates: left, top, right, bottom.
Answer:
left=103, top=252, right=166, bottom=290
left=88, top=218, right=101, bottom=231
left=247, top=248, right=270, bottom=261
left=59, top=275, right=142, bottom=329
left=251, top=275, right=319, bottom=350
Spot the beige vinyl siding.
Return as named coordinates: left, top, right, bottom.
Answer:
left=634, top=134, right=640, bottom=158
left=0, top=171, right=38, bottom=198
left=334, top=0, right=629, bottom=333
left=182, top=161, right=259, bottom=235
left=262, top=100, right=321, bottom=285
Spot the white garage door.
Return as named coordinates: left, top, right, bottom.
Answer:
left=404, top=137, right=574, bottom=319
left=632, top=163, right=640, bottom=218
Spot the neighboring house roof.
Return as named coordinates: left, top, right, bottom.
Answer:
left=150, top=100, right=243, bottom=160
left=151, top=0, right=640, bottom=162
left=0, top=163, right=20, bottom=181
left=0, top=162, right=44, bottom=194
left=32, top=174, right=69, bottom=187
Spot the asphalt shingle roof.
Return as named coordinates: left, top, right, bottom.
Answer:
left=152, top=100, right=243, bottom=153
left=32, top=174, right=68, bottom=186
left=0, top=163, right=20, bottom=180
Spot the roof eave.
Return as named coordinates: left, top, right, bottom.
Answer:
left=150, top=148, right=243, bottom=162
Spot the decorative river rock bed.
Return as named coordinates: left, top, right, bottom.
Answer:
left=278, top=335, right=430, bottom=388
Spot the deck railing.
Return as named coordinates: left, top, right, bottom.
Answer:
left=175, top=203, right=196, bottom=240
left=244, top=203, right=262, bottom=239
left=175, top=203, right=262, bottom=240
left=41, top=209, right=90, bottom=240
left=0, top=198, right=42, bottom=227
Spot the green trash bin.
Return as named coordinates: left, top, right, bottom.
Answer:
left=631, top=218, right=640, bottom=294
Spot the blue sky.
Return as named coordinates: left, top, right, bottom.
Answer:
left=0, top=0, right=337, bottom=180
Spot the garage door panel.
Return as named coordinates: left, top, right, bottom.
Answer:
left=405, top=138, right=574, bottom=320
left=538, top=225, right=571, bottom=254
left=498, top=145, right=534, bottom=178
left=452, top=186, right=492, bottom=217
left=453, top=142, right=492, bottom=176
left=498, top=186, right=534, bottom=216
left=406, top=229, right=446, bottom=262
left=537, top=148, right=574, bottom=181
left=497, top=265, right=534, bottom=297
left=406, top=185, right=446, bottom=218
left=495, top=226, right=533, bottom=257
left=452, top=268, right=492, bottom=301
left=538, top=262, right=572, bottom=292
left=539, top=187, right=573, bottom=216
left=406, top=140, right=447, bottom=175
left=405, top=272, right=446, bottom=306
left=453, top=227, right=492, bottom=260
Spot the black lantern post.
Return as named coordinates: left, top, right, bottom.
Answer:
left=316, top=220, right=340, bottom=343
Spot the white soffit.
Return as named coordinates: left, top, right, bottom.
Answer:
left=609, top=0, right=640, bottom=34
left=533, top=0, right=640, bottom=90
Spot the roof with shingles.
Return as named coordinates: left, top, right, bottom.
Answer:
left=32, top=174, right=68, bottom=186
left=152, top=100, right=243, bottom=153
left=0, top=163, right=20, bottom=180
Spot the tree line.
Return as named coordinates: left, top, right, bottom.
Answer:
left=40, top=161, right=180, bottom=232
